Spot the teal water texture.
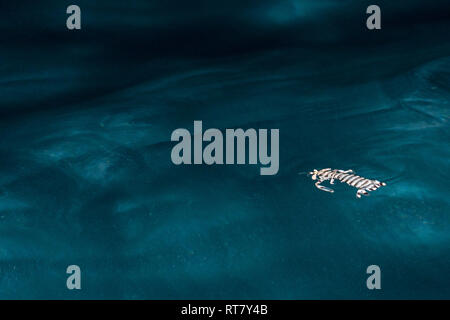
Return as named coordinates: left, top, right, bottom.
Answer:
left=0, top=0, right=449, bottom=298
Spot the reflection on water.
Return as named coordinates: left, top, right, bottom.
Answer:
left=0, top=1, right=449, bottom=299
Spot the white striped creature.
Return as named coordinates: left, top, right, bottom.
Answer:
left=308, top=168, right=386, bottom=198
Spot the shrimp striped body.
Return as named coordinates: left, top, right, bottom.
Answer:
left=309, top=168, right=386, bottom=198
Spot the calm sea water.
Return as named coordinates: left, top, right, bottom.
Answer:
left=0, top=1, right=449, bottom=299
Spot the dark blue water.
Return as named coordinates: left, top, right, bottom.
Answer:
left=0, top=1, right=449, bottom=299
